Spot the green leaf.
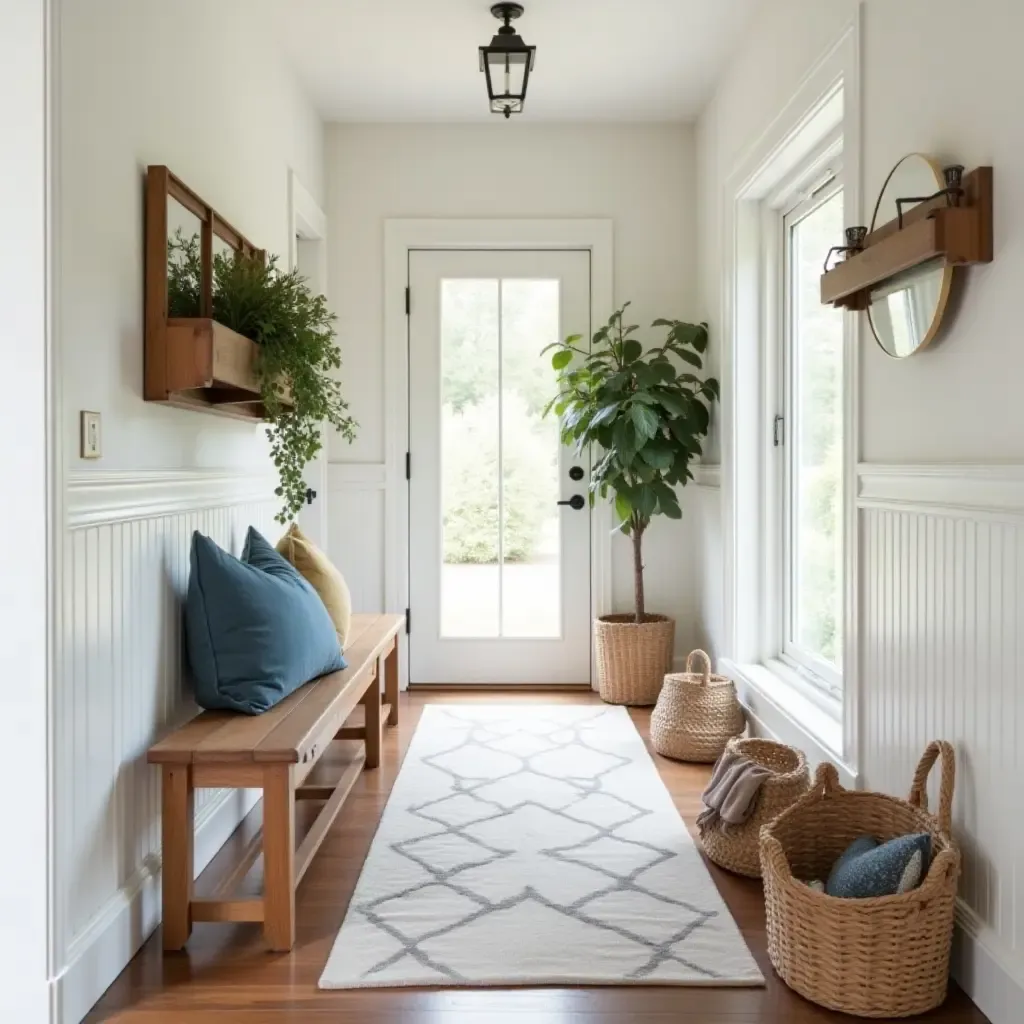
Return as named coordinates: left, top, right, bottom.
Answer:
left=551, top=349, right=574, bottom=370
left=639, top=445, right=674, bottom=470
left=655, top=390, right=692, bottom=417
left=590, top=403, right=621, bottom=428
left=630, top=403, right=660, bottom=442
left=614, top=491, right=632, bottom=524
left=623, top=339, right=642, bottom=363
left=613, top=418, right=637, bottom=462
left=676, top=349, right=703, bottom=369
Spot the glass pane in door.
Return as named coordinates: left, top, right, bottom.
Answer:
left=438, top=277, right=565, bottom=640
left=440, top=279, right=500, bottom=637
left=501, top=280, right=562, bottom=637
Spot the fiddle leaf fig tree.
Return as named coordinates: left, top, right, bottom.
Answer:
left=544, top=303, right=719, bottom=623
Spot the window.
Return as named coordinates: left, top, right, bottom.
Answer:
left=778, top=180, right=844, bottom=697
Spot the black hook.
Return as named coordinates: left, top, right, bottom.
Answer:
left=895, top=164, right=965, bottom=229
left=823, top=225, right=868, bottom=273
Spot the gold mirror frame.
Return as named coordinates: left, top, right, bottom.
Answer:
left=867, top=153, right=954, bottom=358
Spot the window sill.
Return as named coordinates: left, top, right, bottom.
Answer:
left=721, top=657, right=857, bottom=788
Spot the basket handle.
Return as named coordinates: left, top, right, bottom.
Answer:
left=759, top=831, right=793, bottom=883
left=684, top=649, right=712, bottom=684
left=908, top=740, right=955, bottom=835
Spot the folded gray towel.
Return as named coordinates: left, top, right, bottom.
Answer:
left=696, top=749, right=771, bottom=835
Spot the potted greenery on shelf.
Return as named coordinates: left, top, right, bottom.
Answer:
left=168, top=232, right=357, bottom=522
left=545, top=304, right=719, bottom=705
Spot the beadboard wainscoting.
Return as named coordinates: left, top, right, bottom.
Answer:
left=858, top=464, right=1024, bottom=1024
left=55, top=470, right=281, bottom=1024
left=326, top=463, right=386, bottom=613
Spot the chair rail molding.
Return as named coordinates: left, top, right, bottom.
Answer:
left=857, top=462, right=1024, bottom=519
left=67, top=468, right=278, bottom=528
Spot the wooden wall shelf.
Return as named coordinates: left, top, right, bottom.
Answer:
left=820, top=165, right=993, bottom=311
left=145, top=166, right=289, bottom=421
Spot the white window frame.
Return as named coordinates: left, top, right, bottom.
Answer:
left=778, top=170, right=845, bottom=699
left=719, top=15, right=861, bottom=785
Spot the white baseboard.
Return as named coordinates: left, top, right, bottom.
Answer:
left=53, top=787, right=260, bottom=1024
left=951, top=902, right=1024, bottom=1024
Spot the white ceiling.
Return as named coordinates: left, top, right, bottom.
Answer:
left=271, top=0, right=760, bottom=123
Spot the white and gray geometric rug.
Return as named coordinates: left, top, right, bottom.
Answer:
left=319, top=705, right=763, bottom=989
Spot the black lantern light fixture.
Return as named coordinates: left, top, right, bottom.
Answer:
left=479, top=3, right=536, bottom=119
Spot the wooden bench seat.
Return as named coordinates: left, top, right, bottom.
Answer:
left=147, top=612, right=404, bottom=952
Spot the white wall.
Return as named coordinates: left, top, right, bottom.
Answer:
left=60, top=0, right=324, bottom=472
left=696, top=2, right=1024, bottom=1020
left=0, top=2, right=52, bottom=1021
left=54, top=2, right=324, bottom=1020
left=326, top=123, right=704, bottom=652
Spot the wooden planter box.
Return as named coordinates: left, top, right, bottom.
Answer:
left=144, top=166, right=291, bottom=422
left=155, top=317, right=291, bottom=421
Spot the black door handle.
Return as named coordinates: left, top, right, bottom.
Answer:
left=557, top=494, right=586, bottom=511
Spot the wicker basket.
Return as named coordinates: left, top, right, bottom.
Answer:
left=699, top=737, right=809, bottom=877
left=593, top=614, right=674, bottom=706
left=760, top=741, right=960, bottom=1018
left=650, top=650, right=745, bottom=762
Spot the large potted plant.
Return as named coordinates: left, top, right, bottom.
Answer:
left=545, top=304, right=719, bottom=705
left=168, top=232, right=357, bottom=522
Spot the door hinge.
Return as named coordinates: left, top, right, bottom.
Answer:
left=405, top=451, right=411, bottom=480
left=405, top=607, right=410, bottom=634
left=773, top=414, right=785, bottom=447
left=405, top=286, right=410, bottom=315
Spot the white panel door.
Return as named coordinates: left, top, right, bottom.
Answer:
left=408, top=249, right=592, bottom=684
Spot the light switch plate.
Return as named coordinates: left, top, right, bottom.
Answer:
left=80, top=411, right=101, bottom=459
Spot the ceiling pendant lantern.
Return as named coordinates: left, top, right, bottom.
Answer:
left=479, top=3, right=536, bottom=119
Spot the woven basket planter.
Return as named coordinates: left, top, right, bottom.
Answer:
left=593, top=614, right=674, bottom=706
left=650, top=650, right=745, bottom=762
left=760, top=741, right=960, bottom=1018
left=698, top=737, right=809, bottom=878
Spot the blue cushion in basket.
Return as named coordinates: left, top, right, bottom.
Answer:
left=185, top=527, right=346, bottom=715
left=825, top=833, right=932, bottom=899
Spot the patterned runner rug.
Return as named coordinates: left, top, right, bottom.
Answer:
left=319, top=704, right=763, bottom=988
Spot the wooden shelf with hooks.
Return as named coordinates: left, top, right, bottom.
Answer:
left=820, top=165, right=993, bottom=310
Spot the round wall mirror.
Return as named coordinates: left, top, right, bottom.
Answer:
left=867, top=153, right=953, bottom=358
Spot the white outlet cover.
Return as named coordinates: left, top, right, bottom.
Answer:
left=81, top=411, right=101, bottom=459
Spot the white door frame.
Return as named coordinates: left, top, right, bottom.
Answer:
left=288, top=169, right=329, bottom=547
left=383, top=219, right=614, bottom=689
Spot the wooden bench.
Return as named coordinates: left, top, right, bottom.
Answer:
left=147, top=612, right=404, bottom=952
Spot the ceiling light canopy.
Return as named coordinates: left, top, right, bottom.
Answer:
left=479, top=3, right=536, bottom=119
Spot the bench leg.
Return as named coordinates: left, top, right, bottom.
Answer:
left=262, top=764, right=295, bottom=952
left=364, top=667, right=383, bottom=770
left=161, top=764, right=194, bottom=951
left=384, top=639, right=399, bottom=728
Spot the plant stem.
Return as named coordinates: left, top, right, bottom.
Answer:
left=632, top=514, right=645, bottom=624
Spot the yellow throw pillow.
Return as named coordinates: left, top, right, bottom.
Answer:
left=276, top=523, right=352, bottom=648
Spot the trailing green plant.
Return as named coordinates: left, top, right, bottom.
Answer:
left=167, top=230, right=357, bottom=522
left=544, top=303, right=719, bottom=623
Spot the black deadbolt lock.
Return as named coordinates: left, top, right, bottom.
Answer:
left=568, top=465, right=585, bottom=481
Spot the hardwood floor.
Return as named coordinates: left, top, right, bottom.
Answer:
left=88, top=692, right=989, bottom=1023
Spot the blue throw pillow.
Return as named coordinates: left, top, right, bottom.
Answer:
left=185, top=527, right=347, bottom=714
left=826, top=833, right=932, bottom=899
